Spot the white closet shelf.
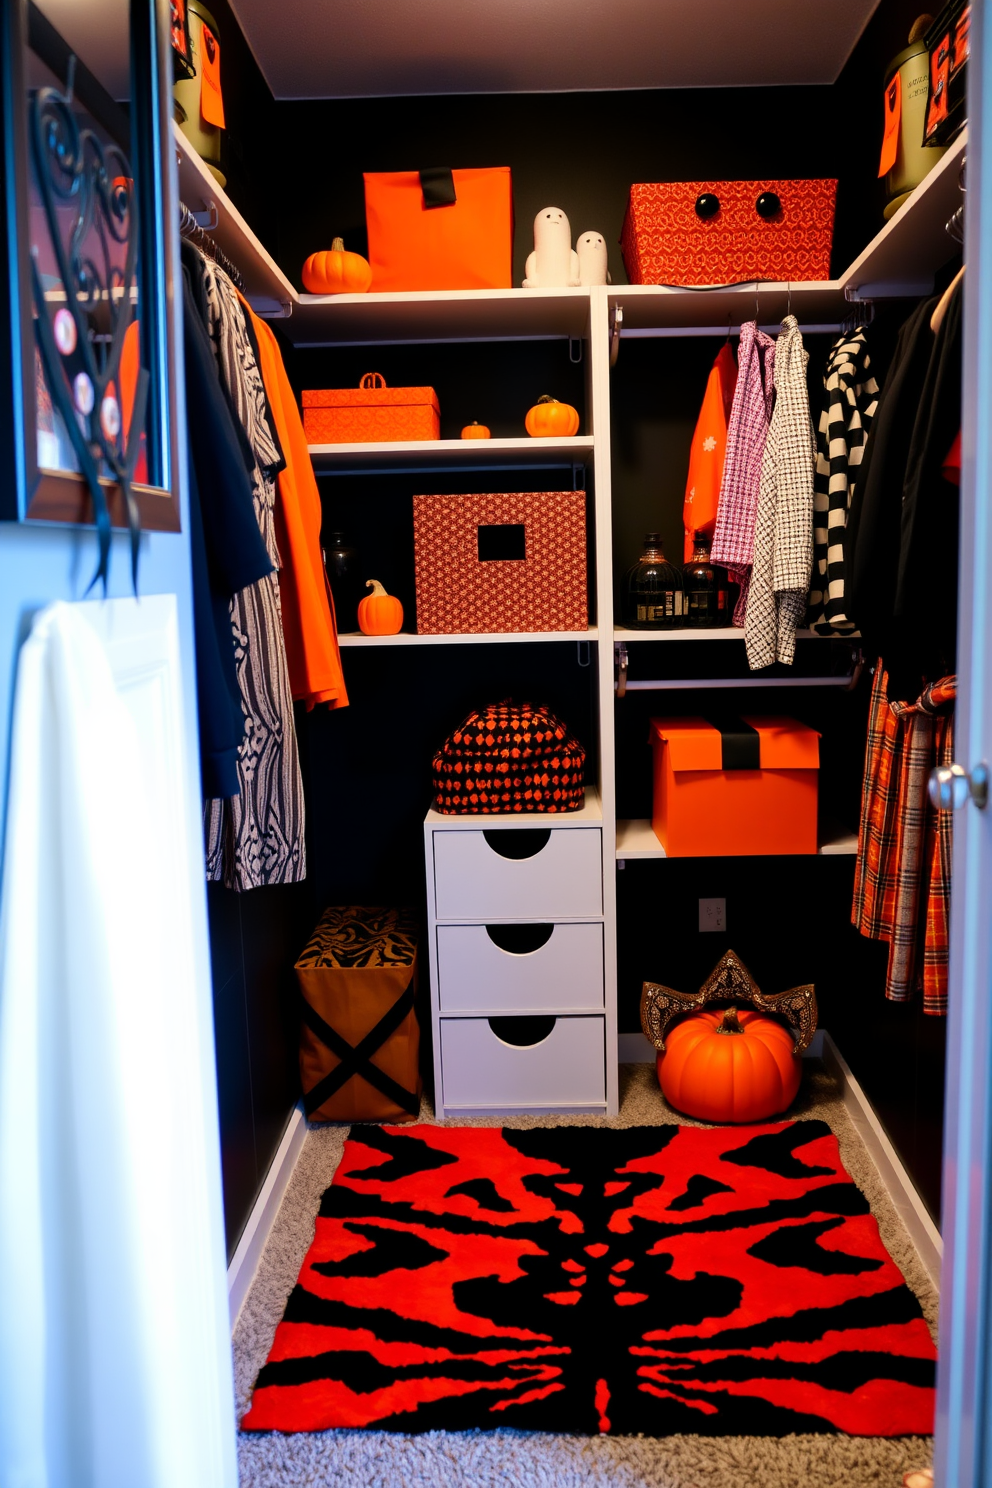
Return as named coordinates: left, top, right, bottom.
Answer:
left=426, top=786, right=602, bottom=827
left=290, top=287, right=593, bottom=346
left=843, top=130, right=967, bottom=296
left=309, top=435, right=594, bottom=469
left=174, top=124, right=963, bottom=345
left=173, top=123, right=295, bottom=310
left=616, top=819, right=857, bottom=860
left=614, top=626, right=826, bottom=642
left=338, top=627, right=598, bottom=647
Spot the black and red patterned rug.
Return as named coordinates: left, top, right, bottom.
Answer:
left=241, top=1120, right=936, bottom=1437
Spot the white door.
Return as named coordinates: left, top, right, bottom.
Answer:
left=933, top=5, right=992, bottom=1479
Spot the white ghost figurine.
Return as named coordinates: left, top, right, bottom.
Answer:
left=576, top=230, right=611, bottom=286
left=523, top=207, right=580, bottom=288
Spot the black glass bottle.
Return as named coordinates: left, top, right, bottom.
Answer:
left=323, top=531, right=362, bottom=632
left=621, top=532, right=685, bottom=629
left=683, top=530, right=730, bottom=629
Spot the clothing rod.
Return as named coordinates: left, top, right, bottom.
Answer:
left=620, top=324, right=843, bottom=339
left=618, top=674, right=857, bottom=691
left=178, top=200, right=247, bottom=292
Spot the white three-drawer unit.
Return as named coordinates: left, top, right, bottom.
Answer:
left=424, top=788, right=616, bottom=1117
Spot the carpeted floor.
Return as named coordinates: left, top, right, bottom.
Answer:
left=234, top=1063, right=937, bottom=1487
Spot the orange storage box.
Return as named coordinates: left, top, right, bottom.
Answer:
left=364, top=167, right=513, bottom=291
left=302, top=372, right=440, bottom=444
left=649, top=715, right=820, bottom=857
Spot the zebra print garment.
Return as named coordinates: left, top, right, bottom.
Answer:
left=807, top=330, right=880, bottom=635
left=199, top=256, right=307, bottom=891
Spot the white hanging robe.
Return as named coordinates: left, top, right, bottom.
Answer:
left=0, top=598, right=236, bottom=1488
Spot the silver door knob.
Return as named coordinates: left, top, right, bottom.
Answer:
left=928, top=762, right=989, bottom=811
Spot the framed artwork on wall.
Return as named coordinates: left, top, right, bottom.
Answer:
left=0, top=0, right=182, bottom=590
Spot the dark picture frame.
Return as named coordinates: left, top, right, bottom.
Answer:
left=0, top=0, right=181, bottom=567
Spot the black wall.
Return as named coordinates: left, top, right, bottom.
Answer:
left=205, top=0, right=954, bottom=1248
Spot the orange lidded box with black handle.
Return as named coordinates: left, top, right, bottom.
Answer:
left=649, top=715, right=820, bottom=857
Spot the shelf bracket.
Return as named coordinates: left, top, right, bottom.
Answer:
left=609, top=304, right=623, bottom=367
left=569, top=336, right=583, bottom=364
left=615, top=640, right=628, bottom=698
left=249, top=296, right=294, bottom=319
left=189, top=201, right=218, bottom=231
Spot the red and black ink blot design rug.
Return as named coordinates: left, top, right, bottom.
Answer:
left=241, top=1120, right=936, bottom=1437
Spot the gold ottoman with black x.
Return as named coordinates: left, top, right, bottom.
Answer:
left=295, top=906, right=420, bottom=1123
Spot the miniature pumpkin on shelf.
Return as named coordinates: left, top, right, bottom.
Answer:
left=525, top=395, right=580, bottom=438
left=461, top=422, right=491, bottom=439
left=302, top=238, right=373, bottom=295
left=357, top=579, right=404, bottom=635
left=659, top=1006, right=801, bottom=1124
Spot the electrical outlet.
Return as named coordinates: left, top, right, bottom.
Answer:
left=699, top=897, right=726, bottom=933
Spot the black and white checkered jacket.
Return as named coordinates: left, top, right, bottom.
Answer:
left=807, top=330, right=880, bottom=635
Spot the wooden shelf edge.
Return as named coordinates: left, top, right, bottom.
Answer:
left=426, top=785, right=603, bottom=827
left=616, top=819, right=857, bottom=859
left=339, top=628, right=598, bottom=646
left=308, top=435, right=594, bottom=465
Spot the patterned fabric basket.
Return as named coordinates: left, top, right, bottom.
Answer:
left=413, top=491, right=587, bottom=634
left=621, top=178, right=837, bottom=286
left=432, top=701, right=586, bottom=815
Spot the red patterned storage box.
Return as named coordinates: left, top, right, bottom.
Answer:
left=621, top=179, right=837, bottom=286
left=302, top=373, right=440, bottom=444
left=413, top=491, right=587, bottom=634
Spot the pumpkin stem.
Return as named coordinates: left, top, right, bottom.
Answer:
left=718, top=1007, right=744, bottom=1035
left=365, top=579, right=388, bottom=597
left=331, top=236, right=346, bottom=252
left=536, top=394, right=558, bottom=404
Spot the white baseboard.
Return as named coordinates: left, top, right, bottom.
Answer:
left=618, top=1032, right=655, bottom=1062
left=820, top=1030, right=942, bottom=1289
left=227, top=1102, right=308, bottom=1328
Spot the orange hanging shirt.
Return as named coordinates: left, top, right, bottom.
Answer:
left=683, top=342, right=738, bottom=561
left=242, top=297, right=349, bottom=711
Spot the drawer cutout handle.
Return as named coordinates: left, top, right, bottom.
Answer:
left=486, top=923, right=554, bottom=955
left=482, top=828, right=551, bottom=860
left=488, top=1015, right=556, bottom=1047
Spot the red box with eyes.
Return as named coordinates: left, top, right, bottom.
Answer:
left=620, top=178, right=837, bottom=287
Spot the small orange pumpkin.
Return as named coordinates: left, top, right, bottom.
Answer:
left=658, top=1006, right=801, bottom=1123
left=525, top=395, right=580, bottom=438
left=461, top=422, right=491, bottom=439
left=302, top=238, right=372, bottom=295
left=357, top=579, right=403, bottom=635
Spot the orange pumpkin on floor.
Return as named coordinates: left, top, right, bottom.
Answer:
left=357, top=579, right=403, bottom=635
left=658, top=1006, right=801, bottom=1123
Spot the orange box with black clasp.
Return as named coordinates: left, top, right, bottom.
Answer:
left=302, top=372, right=440, bottom=444
left=649, top=715, right=820, bottom=857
